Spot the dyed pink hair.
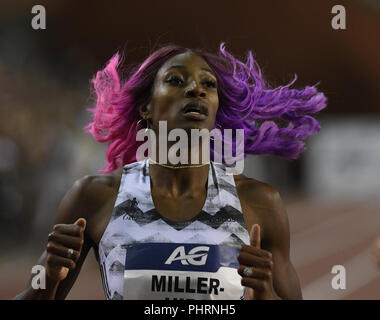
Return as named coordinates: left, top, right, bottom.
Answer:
left=84, top=43, right=327, bottom=173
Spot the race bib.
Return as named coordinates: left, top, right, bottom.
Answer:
left=123, top=243, right=244, bottom=300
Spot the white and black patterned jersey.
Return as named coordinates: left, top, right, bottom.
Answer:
left=98, top=158, right=250, bottom=300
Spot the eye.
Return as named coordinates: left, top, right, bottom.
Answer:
left=202, top=79, right=217, bottom=88
left=165, top=75, right=184, bottom=86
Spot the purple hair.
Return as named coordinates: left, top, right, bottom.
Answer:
left=84, top=42, right=327, bottom=173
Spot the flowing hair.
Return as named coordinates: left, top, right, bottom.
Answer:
left=84, top=42, right=327, bottom=173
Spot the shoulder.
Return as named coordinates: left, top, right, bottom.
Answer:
left=75, top=172, right=122, bottom=196
left=53, top=170, right=123, bottom=225
left=234, top=174, right=289, bottom=245
left=75, top=171, right=122, bottom=212
left=234, top=174, right=283, bottom=212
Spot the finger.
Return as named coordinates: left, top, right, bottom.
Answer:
left=250, top=224, right=261, bottom=248
left=46, top=254, right=76, bottom=270
left=48, top=232, right=84, bottom=250
left=240, top=245, right=272, bottom=259
left=74, top=218, right=86, bottom=231
left=46, top=242, right=81, bottom=262
left=237, top=251, right=273, bottom=269
left=53, top=224, right=84, bottom=237
left=238, top=265, right=272, bottom=280
left=241, top=277, right=266, bottom=292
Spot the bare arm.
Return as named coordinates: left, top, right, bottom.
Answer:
left=13, top=176, right=95, bottom=300
left=260, top=187, right=302, bottom=300
left=237, top=179, right=302, bottom=300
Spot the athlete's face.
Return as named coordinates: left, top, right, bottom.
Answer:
left=140, top=51, right=219, bottom=133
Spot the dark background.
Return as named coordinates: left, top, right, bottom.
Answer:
left=0, top=0, right=379, bottom=299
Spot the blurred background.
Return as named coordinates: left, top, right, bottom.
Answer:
left=0, top=0, right=379, bottom=299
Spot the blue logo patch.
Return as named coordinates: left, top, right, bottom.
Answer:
left=124, top=243, right=240, bottom=272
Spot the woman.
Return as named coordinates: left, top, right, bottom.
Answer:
left=14, top=42, right=326, bottom=300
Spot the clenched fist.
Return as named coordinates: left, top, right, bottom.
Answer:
left=237, top=224, right=279, bottom=300
left=46, top=218, right=86, bottom=282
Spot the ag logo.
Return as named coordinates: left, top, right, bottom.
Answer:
left=164, top=246, right=210, bottom=266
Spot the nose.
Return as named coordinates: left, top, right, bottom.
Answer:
left=185, top=80, right=206, bottom=98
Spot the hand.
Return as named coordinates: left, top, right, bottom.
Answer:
left=46, top=218, right=86, bottom=282
left=237, top=224, right=278, bottom=300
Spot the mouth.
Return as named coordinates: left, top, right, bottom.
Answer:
left=181, top=100, right=209, bottom=121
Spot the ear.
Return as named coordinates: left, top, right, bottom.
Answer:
left=139, top=103, right=152, bottom=120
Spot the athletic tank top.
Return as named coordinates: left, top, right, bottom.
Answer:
left=98, top=158, right=250, bottom=300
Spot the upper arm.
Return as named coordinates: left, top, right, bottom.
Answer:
left=259, top=186, right=302, bottom=300
left=241, top=179, right=302, bottom=300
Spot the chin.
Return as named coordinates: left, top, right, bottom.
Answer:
left=179, top=121, right=212, bottom=132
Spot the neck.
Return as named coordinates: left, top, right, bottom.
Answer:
left=148, top=159, right=209, bottom=198
left=147, top=136, right=210, bottom=197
